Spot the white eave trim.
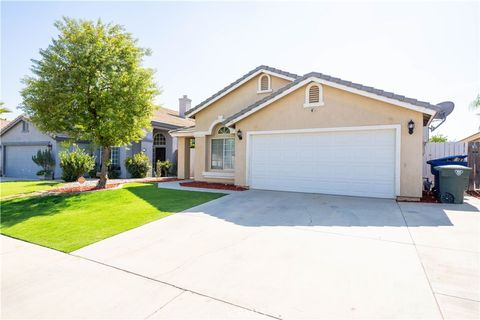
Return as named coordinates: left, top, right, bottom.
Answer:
left=186, top=69, right=296, bottom=118
left=169, top=131, right=192, bottom=137
left=226, top=77, right=437, bottom=126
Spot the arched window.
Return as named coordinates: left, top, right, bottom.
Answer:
left=304, top=83, right=324, bottom=108
left=154, top=133, right=166, bottom=145
left=217, top=126, right=231, bottom=135
left=257, top=74, right=272, bottom=93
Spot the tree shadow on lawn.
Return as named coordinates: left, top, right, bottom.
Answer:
left=124, top=183, right=226, bottom=213
left=0, top=183, right=225, bottom=229
left=1, top=181, right=62, bottom=187
left=0, top=194, right=79, bottom=228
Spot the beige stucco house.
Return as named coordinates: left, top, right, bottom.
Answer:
left=172, top=66, right=451, bottom=200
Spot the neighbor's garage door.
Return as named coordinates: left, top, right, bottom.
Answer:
left=248, top=128, right=397, bottom=198
left=5, top=146, right=46, bottom=179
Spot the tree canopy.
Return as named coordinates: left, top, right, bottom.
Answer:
left=21, top=18, right=158, bottom=186
left=429, top=133, right=448, bottom=142
left=0, top=102, right=10, bottom=115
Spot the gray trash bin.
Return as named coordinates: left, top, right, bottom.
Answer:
left=434, top=165, right=472, bottom=204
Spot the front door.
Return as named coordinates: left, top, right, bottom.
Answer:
left=155, top=147, right=166, bottom=165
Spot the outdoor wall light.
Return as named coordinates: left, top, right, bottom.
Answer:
left=408, top=120, right=415, bottom=135
left=47, top=142, right=53, bottom=150
left=142, top=148, right=146, bottom=152
left=236, top=129, right=243, bottom=140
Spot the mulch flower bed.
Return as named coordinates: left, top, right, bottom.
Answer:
left=179, top=181, right=248, bottom=191
left=419, top=191, right=440, bottom=203
left=51, top=183, right=122, bottom=194
left=50, top=177, right=180, bottom=194
left=397, top=191, right=439, bottom=203
left=467, top=190, right=480, bottom=199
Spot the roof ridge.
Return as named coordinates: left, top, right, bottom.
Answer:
left=185, top=65, right=299, bottom=117
left=224, top=71, right=443, bottom=125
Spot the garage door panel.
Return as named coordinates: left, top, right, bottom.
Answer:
left=5, top=146, right=46, bottom=179
left=249, top=129, right=396, bottom=198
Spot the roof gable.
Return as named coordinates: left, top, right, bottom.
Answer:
left=0, top=115, right=29, bottom=136
left=185, top=65, right=299, bottom=118
left=224, top=72, right=442, bottom=126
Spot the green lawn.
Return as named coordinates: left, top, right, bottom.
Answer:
left=0, top=180, right=64, bottom=199
left=0, top=183, right=224, bottom=252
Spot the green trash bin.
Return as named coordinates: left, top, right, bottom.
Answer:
left=434, top=165, right=472, bottom=204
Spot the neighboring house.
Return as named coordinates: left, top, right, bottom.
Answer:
left=172, top=65, right=453, bottom=200
left=0, top=118, right=11, bottom=175
left=459, top=131, right=480, bottom=143
left=0, top=119, right=10, bottom=130
left=0, top=98, right=193, bottom=179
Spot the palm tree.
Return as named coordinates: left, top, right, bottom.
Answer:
left=0, top=101, right=11, bottom=114
left=470, top=94, right=480, bottom=112
left=470, top=95, right=480, bottom=130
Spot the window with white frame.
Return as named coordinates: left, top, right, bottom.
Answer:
left=211, top=138, right=235, bottom=170
left=217, top=126, right=231, bottom=135
left=110, top=147, right=120, bottom=166
left=257, top=74, right=272, bottom=93
left=22, top=121, right=29, bottom=132
left=154, top=133, right=166, bottom=145
left=304, top=83, right=324, bottom=107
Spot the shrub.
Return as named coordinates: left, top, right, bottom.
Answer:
left=156, top=160, right=172, bottom=177
left=88, top=163, right=100, bottom=178
left=32, top=149, right=55, bottom=178
left=108, top=164, right=121, bottom=179
left=125, top=152, right=151, bottom=178
left=59, top=145, right=95, bottom=182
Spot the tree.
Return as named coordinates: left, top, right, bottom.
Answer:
left=32, top=149, right=56, bottom=179
left=470, top=94, right=480, bottom=112
left=429, top=134, right=448, bottom=142
left=0, top=101, right=10, bottom=114
left=20, top=18, right=158, bottom=188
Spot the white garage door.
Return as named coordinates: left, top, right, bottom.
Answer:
left=248, top=128, right=397, bottom=198
left=5, top=146, right=46, bottom=179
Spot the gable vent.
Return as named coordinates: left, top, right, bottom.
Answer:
left=260, top=75, right=269, bottom=91
left=308, top=85, right=320, bottom=103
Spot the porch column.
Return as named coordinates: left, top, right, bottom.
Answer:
left=177, top=137, right=190, bottom=179
left=194, top=136, right=206, bottom=181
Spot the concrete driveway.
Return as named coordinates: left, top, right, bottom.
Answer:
left=3, top=190, right=479, bottom=319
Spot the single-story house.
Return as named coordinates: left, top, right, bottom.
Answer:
left=0, top=97, right=193, bottom=179
left=172, top=65, right=453, bottom=200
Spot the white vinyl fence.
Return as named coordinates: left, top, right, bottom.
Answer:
left=423, top=142, right=468, bottom=181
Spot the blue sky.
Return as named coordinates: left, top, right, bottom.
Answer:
left=1, top=1, right=479, bottom=140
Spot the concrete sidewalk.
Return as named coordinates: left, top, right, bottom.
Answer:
left=0, top=236, right=269, bottom=319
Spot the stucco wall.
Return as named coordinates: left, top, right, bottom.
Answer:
left=233, top=83, right=424, bottom=198
left=1, top=120, right=59, bottom=177
left=194, top=74, right=291, bottom=131
left=190, top=73, right=291, bottom=183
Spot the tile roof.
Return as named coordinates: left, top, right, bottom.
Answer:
left=185, top=65, right=300, bottom=117
left=151, top=106, right=194, bottom=128
left=0, top=118, right=10, bottom=130
left=224, top=71, right=442, bottom=125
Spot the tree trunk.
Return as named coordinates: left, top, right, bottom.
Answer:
left=97, top=146, right=110, bottom=189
